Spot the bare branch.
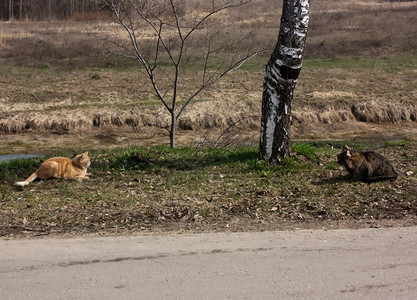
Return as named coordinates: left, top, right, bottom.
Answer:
left=183, top=0, right=251, bottom=41
left=212, top=115, right=258, bottom=147
left=176, top=48, right=263, bottom=120
left=169, top=0, right=184, bottom=43
left=127, top=0, right=176, bottom=65
left=99, top=0, right=262, bottom=148
left=195, top=114, right=259, bottom=149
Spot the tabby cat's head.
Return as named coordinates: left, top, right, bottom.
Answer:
left=337, top=145, right=351, bottom=165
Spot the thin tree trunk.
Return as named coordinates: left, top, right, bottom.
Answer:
left=48, top=0, right=52, bottom=19
left=170, top=111, right=176, bottom=148
left=259, top=0, right=310, bottom=161
left=70, top=0, right=74, bottom=17
left=9, top=0, right=13, bottom=20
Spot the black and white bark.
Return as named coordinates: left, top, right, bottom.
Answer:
left=259, top=0, right=310, bottom=161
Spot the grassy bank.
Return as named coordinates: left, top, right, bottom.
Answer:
left=1, top=141, right=416, bottom=237
left=0, top=1, right=416, bottom=237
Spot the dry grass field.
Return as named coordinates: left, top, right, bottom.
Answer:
left=0, top=0, right=416, bottom=237
left=0, top=0, right=417, bottom=152
left=0, top=0, right=416, bottom=155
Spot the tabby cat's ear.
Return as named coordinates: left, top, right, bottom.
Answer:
left=343, top=145, right=350, bottom=151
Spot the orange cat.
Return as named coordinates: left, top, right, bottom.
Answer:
left=15, top=152, right=91, bottom=187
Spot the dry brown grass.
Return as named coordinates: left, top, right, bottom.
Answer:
left=352, top=101, right=417, bottom=123
left=306, top=0, right=417, bottom=57
left=1, top=0, right=417, bottom=64
left=0, top=0, right=416, bottom=152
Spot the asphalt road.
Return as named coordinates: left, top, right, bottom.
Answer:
left=1, top=227, right=417, bottom=299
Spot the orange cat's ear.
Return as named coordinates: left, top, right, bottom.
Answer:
left=83, top=152, right=88, bottom=156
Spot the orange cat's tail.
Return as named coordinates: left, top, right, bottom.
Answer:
left=15, top=172, right=38, bottom=187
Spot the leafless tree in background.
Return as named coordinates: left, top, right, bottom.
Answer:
left=99, top=0, right=264, bottom=148
left=0, top=0, right=101, bottom=20
left=259, top=0, right=309, bottom=161
left=8, top=0, right=13, bottom=20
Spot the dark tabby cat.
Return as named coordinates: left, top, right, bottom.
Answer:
left=337, top=145, right=398, bottom=182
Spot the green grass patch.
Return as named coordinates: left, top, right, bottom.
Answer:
left=385, top=138, right=413, bottom=148
left=1, top=141, right=416, bottom=237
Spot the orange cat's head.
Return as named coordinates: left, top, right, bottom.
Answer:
left=72, top=152, right=91, bottom=169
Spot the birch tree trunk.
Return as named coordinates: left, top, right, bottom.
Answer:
left=259, top=0, right=310, bottom=161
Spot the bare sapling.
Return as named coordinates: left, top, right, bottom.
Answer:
left=97, top=0, right=266, bottom=148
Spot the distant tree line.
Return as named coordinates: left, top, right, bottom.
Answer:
left=0, top=0, right=102, bottom=21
